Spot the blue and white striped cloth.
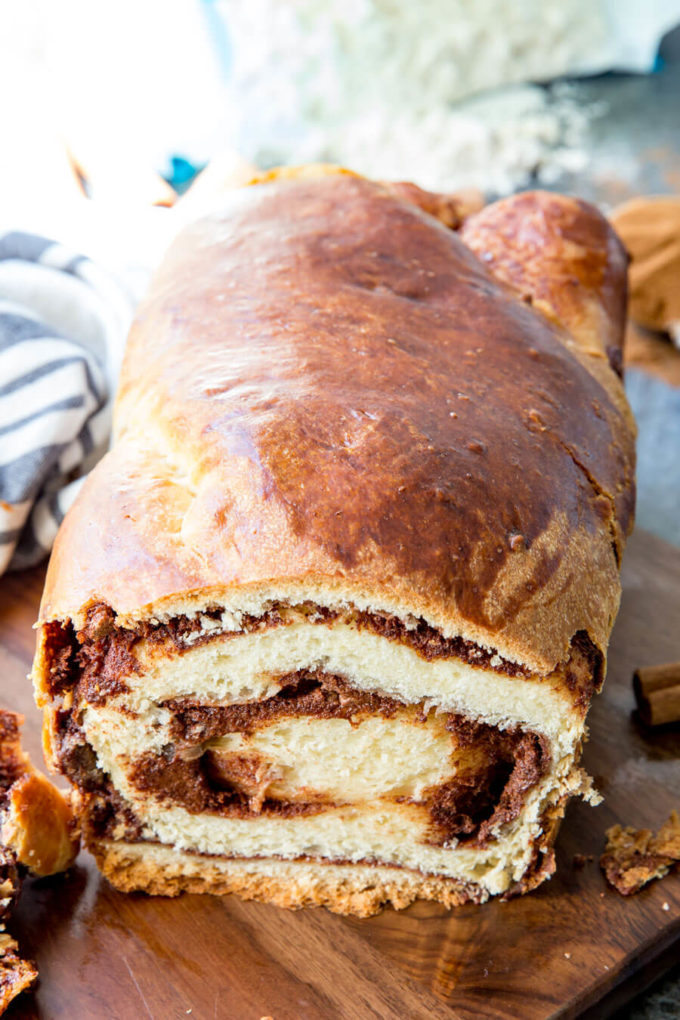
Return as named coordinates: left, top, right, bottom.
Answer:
left=0, top=232, right=132, bottom=573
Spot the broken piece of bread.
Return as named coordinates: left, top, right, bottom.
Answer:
left=0, top=929, right=38, bottom=1016
left=0, top=709, right=78, bottom=1012
left=600, top=811, right=680, bottom=895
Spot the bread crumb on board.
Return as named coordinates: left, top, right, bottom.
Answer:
left=600, top=810, right=680, bottom=895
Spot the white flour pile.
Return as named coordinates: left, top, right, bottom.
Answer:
left=222, top=0, right=678, bottom=194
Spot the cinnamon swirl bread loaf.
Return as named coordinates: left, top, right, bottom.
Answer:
left=33, top=168, right=635, bottom=916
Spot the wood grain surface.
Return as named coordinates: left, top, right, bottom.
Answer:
left=0, top=528, right=678, bottom=1020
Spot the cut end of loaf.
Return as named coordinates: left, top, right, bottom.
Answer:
left=36, top=592, right=597, bottom=911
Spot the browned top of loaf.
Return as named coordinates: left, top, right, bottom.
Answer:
left=39, top=171, right=635, bottom=673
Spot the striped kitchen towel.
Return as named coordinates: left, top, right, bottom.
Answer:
left=0, top=232, right=132, bottom=574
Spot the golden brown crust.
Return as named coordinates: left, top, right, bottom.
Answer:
left=37, top=169, right=634, bottom=678
left=90, top=841, right=487, bottom=917
left=460, top=191, right=636, bottom=562
left=0, top=710, right=78, bottom=878
left=460, top=191, right=629, bottom=366
left=2, top=772, right=79, bottom=877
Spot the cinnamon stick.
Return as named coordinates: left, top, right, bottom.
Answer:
left=633, top=663, right=680, bottom=726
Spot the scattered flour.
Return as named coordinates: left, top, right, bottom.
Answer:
left=221, top=0, right=616, bottom=194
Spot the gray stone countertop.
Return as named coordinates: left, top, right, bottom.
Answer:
left=546, top=63, right=680, bottom=211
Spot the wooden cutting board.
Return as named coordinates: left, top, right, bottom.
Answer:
left=0, top=528, right=678, bottom=1020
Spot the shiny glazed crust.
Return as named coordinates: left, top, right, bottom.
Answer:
left=37, top=170, right=635, bottom=677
